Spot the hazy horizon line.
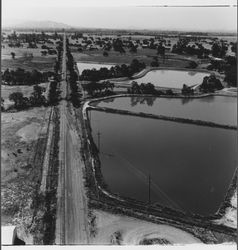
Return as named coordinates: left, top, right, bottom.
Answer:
left=2, top=19, right=237, bottom=34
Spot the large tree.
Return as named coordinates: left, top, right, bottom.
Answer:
left=30, top=85, right=46, bottom=106
left=11, top=52, right=15, bottom=59
left=9, top=92, right=25, bottom=109
left=1, top=98, right=5, bottom=111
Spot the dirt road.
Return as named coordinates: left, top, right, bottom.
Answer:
left=55, top=33, right=89, bottom=244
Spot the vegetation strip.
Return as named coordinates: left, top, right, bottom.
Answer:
left=30, top=107, right=60, bottom=244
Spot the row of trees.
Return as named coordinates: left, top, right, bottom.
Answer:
left=66, top=39, right=81, bottom=107
left=2, top=68, right=55, bottom=85
left=128, top=81, right=156, bottom=94
left=80, top=59, right=146, bottom=81
left=127, top=75, right=224, bottom=96
left=82, top=80, right=114, bottom=97
left=48, top=80, right=60, bottom=105
left=54, top=41, right=63, bottom=73
left=47, top=45, right=62, bottom=105
left=127, top=81, right=175, bottom=96
left=6, top=31, right=60, bottom=44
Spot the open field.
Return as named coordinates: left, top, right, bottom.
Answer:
left=1, top=57, right=56, bottom=72
left=71, top=48, right=193, bottom=68
left=1, top=83, right=49, bottom=110
left=1, top=83, right=48, bottom=99
left=1, top=44, right=57, bottom=71
left=2, top=45, right=56, bottom=59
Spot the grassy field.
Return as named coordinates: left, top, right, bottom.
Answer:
left=1, top=42, right=57, bottom=59
left=2, top=56, right=56, bottom=72
left=1, top=44, right=57, bottom=72
left=1, top=83, right=49, bottom=110
left=71, top=48, right=193, bottom=68
left=1, top=83, right=48, bottom=99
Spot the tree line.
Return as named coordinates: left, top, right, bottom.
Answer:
left=82, top=80, right=115, bottom=97
left=2, top=68, right=55, bottom=86
left=66, top=38, right=81, bottom=107
left=6, top=31, right=60, bottom=44
left=80, top=59, right=146, bottom=81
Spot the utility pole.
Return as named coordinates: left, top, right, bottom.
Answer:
left=97, top=131, right=101, bottom=152
left=148, top=174, right=151, bottom=205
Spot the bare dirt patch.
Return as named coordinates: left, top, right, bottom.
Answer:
left=90, top=209, right=202, bottom=245
left=16, top=122, right=42, bottom=142
left=214, top=191, right=237, bottom=229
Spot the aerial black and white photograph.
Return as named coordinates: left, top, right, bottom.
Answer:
left=1, top=0, right=237, bottom=247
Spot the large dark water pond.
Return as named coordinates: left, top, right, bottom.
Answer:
left=93, top=96, right=237, bottom=126
left=89, top=111, right=237, bottom=216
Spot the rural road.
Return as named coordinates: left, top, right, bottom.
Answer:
left=55, top=33, right=89, bottom=244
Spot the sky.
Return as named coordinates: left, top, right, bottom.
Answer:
left=2, top=0, right=237, bottom=32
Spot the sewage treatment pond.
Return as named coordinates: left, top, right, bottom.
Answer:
left=89, top=110, right=237, bottom=216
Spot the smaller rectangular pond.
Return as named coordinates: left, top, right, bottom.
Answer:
left=131, top=69, right=210, bottom=89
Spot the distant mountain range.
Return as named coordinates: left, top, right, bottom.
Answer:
left=3, top=20, right=73, bottom=29
left=2, top=20, right=236, bottom=35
